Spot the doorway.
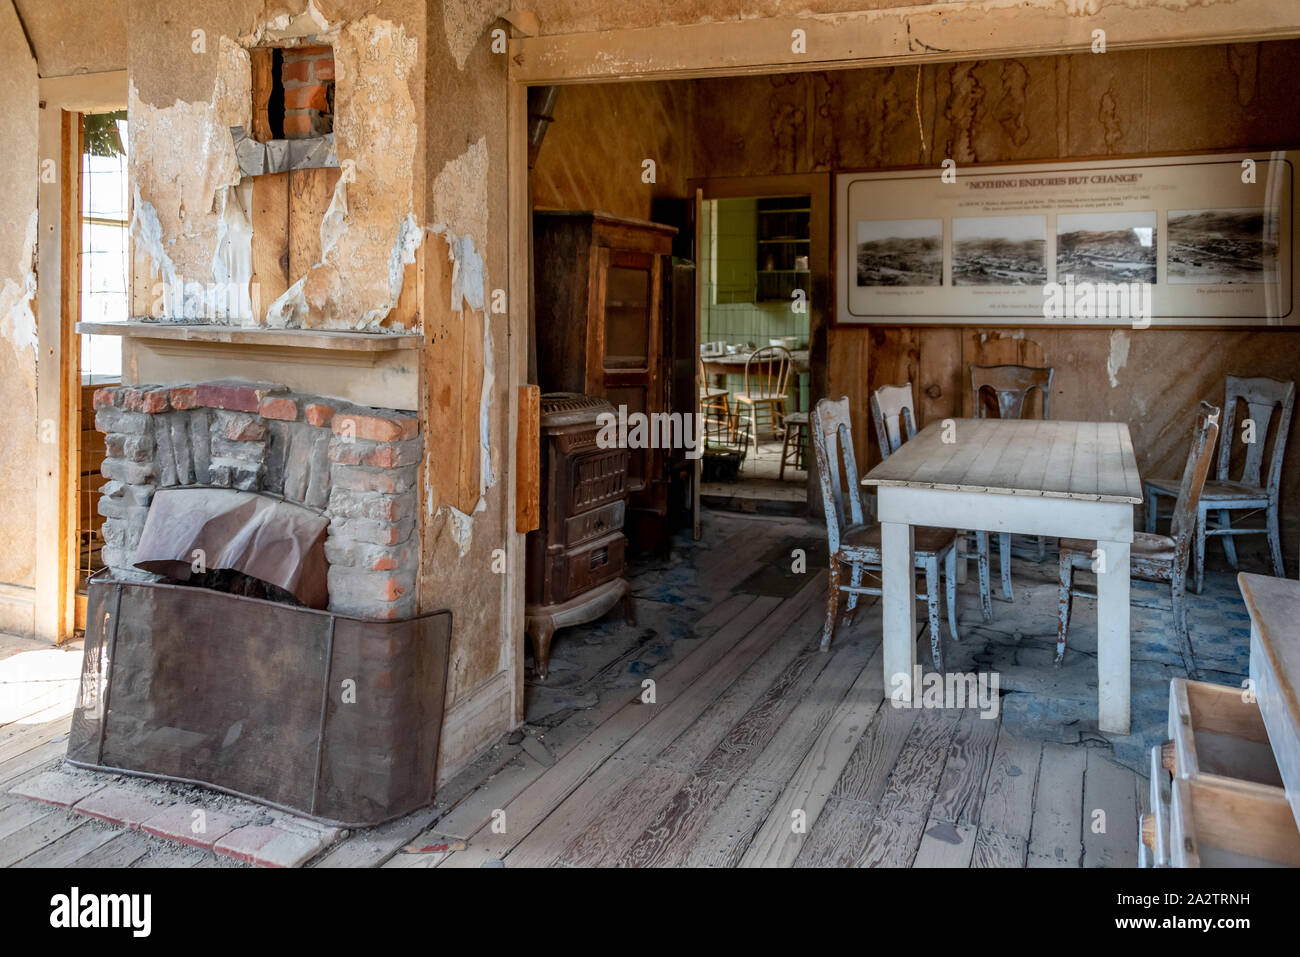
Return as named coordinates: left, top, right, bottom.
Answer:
left=691, top=174, right=831, bottom=518
left=698, top=193, right=812, bottom=507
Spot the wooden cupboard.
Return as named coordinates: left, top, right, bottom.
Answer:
left=533, top=210, right=677, bottom=552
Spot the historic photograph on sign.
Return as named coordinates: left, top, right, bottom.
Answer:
left=836, top=152, right=1295, bottom=326
left=1167, top=207, right=1280, bottom=284
left=1056, top=211, right=1158, bottom=284
left=953, top=215, right=1047, bottom=285
left=855, top=219, right=942, bottom=286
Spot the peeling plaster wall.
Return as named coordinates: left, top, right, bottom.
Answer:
left=527, top=0, right=935, bottom=34
left=13, top=0, right=127, bottom=76
left=0, top=1, right=39, bottom=590
left=421, top=0, right=516, bottom=775
left=527, top=0, right=1263, bottom=36
left=128, top=0, right=427, bottom=330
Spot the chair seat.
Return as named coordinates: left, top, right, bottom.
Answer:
left=783, top=411, right=809, bottom=426
left=1061, top=532, right=1176, bottom=578
left=734, top=391, right=786, bottom=404
left=1146, top=476, right=1267, bottom=504
left=700, top=387, right=729, bottom=401
left=841, top=522, right=957, bottom=558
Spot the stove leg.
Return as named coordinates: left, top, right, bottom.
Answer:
left=527, top=618, right=555, bottom=680
left=622, top=589, right=637, bottom=626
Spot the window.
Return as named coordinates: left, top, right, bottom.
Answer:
left=79, top=109, right=128, bottom=385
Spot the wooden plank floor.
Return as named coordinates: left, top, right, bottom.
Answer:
left=0, top=514, right=1144, bottom=868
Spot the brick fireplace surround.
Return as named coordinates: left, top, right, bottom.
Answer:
left=93, top=380, right=421, bottom=620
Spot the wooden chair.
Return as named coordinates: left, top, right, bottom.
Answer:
left=812, top=396, right=960, bottom=671
left=872, top=382, right=993, bottom=624
left=779, top=411, right=809, bottom=479
left=697, top=354, right=731, bottom=429
left=1058, top=402, right=1221, bottom=678
left=1145, top=376, right=1294, bottom=593
left=970, top=363, right=1056, bottom=598
left=734, top=345, right=791, bottom=448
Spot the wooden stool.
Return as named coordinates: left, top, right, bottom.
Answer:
left=779, top=411, right=809, bottom=479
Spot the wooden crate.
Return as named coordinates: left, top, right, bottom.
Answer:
left=1169, top=775, right=1300, bottom=868
left=1146, top=677, right=1300, bottom=867
left=1168, top=678, right=1283, bottom=790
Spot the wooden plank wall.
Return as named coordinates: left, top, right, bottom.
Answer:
left=424, top=231, right=484, bottom=515
left=530, top=79, right=692, bottom=221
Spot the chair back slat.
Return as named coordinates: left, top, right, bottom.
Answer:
left=1170, top=402, right=1222, bottom=574
left=812, top=397, right=863, bottom=555
left=1217, top=375, right=1295, bottom=495
left=870, top=383, right=917, bottom=459
left=743, top=346, right=792, bottom=400
left=971, top=364, right=1054, bottom=420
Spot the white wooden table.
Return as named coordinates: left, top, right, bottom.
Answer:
left=862, top=419, right=1143, bottom=734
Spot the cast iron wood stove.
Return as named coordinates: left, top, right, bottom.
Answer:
left=525, top=393, right=635, bottom=678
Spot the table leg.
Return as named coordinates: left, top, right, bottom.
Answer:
left=1096, top=539, right=1131, bottom=735
left=882, top=521, right=917, bottom=703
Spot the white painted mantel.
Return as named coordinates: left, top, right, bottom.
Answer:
left=78, top=321, right=422, bottom=411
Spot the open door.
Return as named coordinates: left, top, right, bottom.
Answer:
left=693, top=186, right=704, bottom=540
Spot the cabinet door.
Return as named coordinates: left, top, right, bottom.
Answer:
left=592, top=246, right=662, bottom=494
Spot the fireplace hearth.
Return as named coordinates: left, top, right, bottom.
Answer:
left=73, top=380, right=450, bottom=825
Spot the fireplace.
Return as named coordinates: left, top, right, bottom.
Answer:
left=93, top=379, right=421, bottom=619
left=69, top=379, right=452, bottom=825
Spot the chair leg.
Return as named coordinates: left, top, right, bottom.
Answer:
left=1145, top=488, right=1159, bottom=534
left=976, top=531, right=993, bottom=623
left=821, top=560, right=841, bottom=652
left=1055, top=552, right=1074, bottom=665
left=845, top=561, right=864, bottom=619
left=778, top=426, right=789, bottom=480
left=1267, top=502, right=1285, bottom=578
left=1172, top=576, right=1197, bottom=679
left=1194, top=508, right=1207, bottom=595
left=945, top=547, right=960, bottom=645
left=998, top=532, right=1013, bottom=601
left=1218, top=509, right=1238, bottom=569
left=956, top=533, right=969, bottom=584
left=1036, top=536, right=1046, bottom=562
left=925, top=557, right=943, bottom=672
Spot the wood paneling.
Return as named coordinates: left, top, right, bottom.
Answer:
left=516, top=385, right=540, bottom=533
left=250, top=172, right=289, bottom=319
left=424, top=231, right=483, bottom=515
left=287, top=166, right=341, bottom=282
left=531, top=80, right=692, bottom=220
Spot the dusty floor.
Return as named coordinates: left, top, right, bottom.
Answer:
left=0, top=505, right=1261, bottom=866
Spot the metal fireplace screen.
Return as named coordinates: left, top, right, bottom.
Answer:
left=68, top=571, right=452, bottom=827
